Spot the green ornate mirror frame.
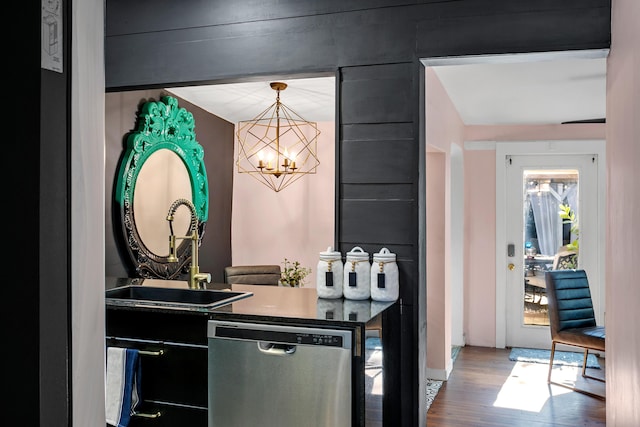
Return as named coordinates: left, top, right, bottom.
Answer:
left=115, top=96, right=209, bottom=279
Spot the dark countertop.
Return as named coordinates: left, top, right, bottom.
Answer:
left=105, top=277, right=400, bottom=426
left=106, top=277, right=395, bottom=326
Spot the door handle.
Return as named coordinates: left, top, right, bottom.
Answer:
left=508, top=263, right=515, bottom=271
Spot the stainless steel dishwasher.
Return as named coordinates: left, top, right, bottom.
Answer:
left=207, top=320, right=352, bottom=427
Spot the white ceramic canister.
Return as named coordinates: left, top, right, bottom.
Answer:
left=343, top=246, right=371, bottom=300
left=370, top=247, right=399, bottom=302
left=316, top=246, right=344, bottom=299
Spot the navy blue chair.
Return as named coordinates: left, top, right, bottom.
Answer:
left=544, top=269, right=605, bottom=400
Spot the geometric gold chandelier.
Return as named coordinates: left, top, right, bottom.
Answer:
left=236, top=82, right=321, bottom=192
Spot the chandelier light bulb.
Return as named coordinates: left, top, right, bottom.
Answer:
left=289, top=151, right=297, bottom=170
left=282, top=147, right=290, bottom=168
left=266, top=151, right=274, bottom=170
left=257, top=149, right=265, bottom=169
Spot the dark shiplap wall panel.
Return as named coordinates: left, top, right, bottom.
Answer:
left=340, top=64, right=415, bottom=124
left=341, top=183, right=414, bottom=200
left=106, top=0, right=610, bottom=90
left=336, top=60, right=419, bottom=426
left=340, top=139, right=415, bottom=183
left=106, top=7, right=419, bottom=89
left=416, top=1, right=611, bottom=57
left=106, top=0, right=432, bottom=36
left=107, top=0, right=607, bottom=38
left=343, top=122, right=414, bottom=141
left=341, top=123, right=415, bottom=183
left=340, top=200, right=416, bottom=244
left=397, top=259, right=417, bottom=302
left=339, top=243, right=415, bottom=262
left=106, top=1, right=610, bottom=90
left=338, top=62, right=418, bottom=256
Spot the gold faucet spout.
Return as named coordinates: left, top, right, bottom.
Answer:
left=166, top=199, right=211, bottom=289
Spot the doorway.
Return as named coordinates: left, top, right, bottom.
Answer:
left=504, top=153, right=599, bottom=349
left=496, top=140, right=606, bottom=349
left=422, top=51, right=607, bottom=353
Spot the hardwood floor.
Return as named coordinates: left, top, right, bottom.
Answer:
left=426, top=346, right=606, bottom=426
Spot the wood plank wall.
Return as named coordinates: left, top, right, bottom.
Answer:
left=104, top=1, right=610, bottom=425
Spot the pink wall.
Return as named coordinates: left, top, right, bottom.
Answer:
left=465, top=123, right=605, bottom=141
left=606, top=0, right=640, bottom=423
left=425, top=68, right=464, bottom=376
left=231, top=121, right=335, bottom=287
left=463, top=150, right=497, bottom=347
left=426, top=151, right=448, bottom=371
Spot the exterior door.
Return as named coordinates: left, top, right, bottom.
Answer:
left=504, top=154, right=600, bottom=349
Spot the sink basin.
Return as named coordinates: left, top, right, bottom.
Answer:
left=106, top=285, right=253, bottom=310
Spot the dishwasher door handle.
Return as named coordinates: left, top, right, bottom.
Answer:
left=257, top=342, right=297, bottom=355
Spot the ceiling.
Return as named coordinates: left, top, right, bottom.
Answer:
left=167, top=56, right=606, bottom=126
left=167, top=77, right=337, bottom=123
left=430, top=56, right=606, bottom=125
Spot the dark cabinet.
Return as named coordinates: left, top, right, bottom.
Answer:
left=105, top=285, right=399, bottom=427
left=106, top=308, right=209, bottom=427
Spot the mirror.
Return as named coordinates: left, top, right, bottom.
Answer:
left=114, top=96, right=209, bottom=279
left=134, top=149, right=192, bottom=256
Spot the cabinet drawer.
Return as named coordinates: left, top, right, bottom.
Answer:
left=106, top=309, right=208, bottom=345
left=106, top=337, right=208, bottom=408
left=127, top=401, right=207, bottom=427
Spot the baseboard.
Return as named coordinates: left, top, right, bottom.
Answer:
left=426, top=364, right=452, bottom=381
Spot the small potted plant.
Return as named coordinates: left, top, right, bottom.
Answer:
left=280, top=258, right=312, bottom=287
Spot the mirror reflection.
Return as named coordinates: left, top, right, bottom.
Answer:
left=133, top=149, right=192, bottom=256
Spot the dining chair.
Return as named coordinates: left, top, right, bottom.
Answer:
left=544, top=269, right=605, bottom=400
left=527, top=248, right=578, bottom=305
left=223, top=265, right=281, bottom=286
left=552, top=248, right=578, bottom=270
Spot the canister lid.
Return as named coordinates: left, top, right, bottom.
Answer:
left=346, top=246, right=369, bottom=261
left=319, top=246, right=342, bottom=261
left=373, top=247, right=396, bottom=262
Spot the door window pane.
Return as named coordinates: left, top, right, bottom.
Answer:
left=522, top=169, right=579, bottom=326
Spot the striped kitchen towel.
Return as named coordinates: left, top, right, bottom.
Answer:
left=105, top=347, right=141, bottom=427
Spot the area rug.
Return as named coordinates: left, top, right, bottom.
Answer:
left=509, top=347, right=600, bottom=369
left=425, top=379, right=443, bottom=411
